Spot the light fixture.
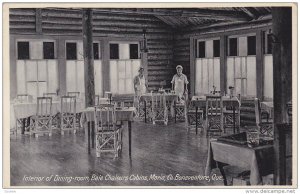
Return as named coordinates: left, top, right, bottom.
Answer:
left=141, top=29, right=148, bottom=53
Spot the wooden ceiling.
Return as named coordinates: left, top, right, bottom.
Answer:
left=91, top=8, right=272, bottom=28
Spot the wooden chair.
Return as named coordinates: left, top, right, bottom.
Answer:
left=13, top=94, right=33, bottom=136
left=152, top=93, right=168, bottom=125
left=205, top=96, right=224, bottom=137
left=60, top=96, right=77, bottom=135
left=16, top=94, right=33, bottom=103
left=223, top=99, right=241, bottom=134
left=254, top=98, right=273, bottom=137
left=186, top=101, right=204, bottom=134
left=67, top=92, right=80, bottom=98
left=30, top=97, right=53, bottom=137
left=43, top=92, right=58, bottom=101
left=94, top=104, right=122, bottom=158
left=95, top=95, right=100, bottom=106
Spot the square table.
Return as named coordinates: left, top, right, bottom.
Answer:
left=139, top=93, right=178, bottom=123
left=80, top=107, right=136, bottom=157
left=190, top=96, right=240, bottom=134
left=205, top=140, right=274, bottom=185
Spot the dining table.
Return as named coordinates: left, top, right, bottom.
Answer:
left=11, top=100, right=85, bottom=134
left=80, top=107, right=136, bottom=157
left=205, top=139, right=274, bottom=185
left=190, top=96, right=240, bottom=134
left=139, top=93, right=178, bottom=123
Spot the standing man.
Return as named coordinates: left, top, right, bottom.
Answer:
left=171, top=65, right=189, bottom=103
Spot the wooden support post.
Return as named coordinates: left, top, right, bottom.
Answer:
left=256, top=30, right=263, bottom=100
left=82, top=9, right=95, bottom=107
left=272, top=7, right=292, bottom=185
left=102, top=39, right=110, bottom=94
left=220, top=35, right=227, bottom=95
left=190, top=37, right=196, bottom=96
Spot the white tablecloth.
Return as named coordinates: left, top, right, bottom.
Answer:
left=10, top=101, right=85, bottom=129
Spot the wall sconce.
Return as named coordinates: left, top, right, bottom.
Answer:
left=141, top=29, right=148, bottom=53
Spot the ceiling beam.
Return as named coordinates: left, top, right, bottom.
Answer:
left=92, top=8, right=251, bottom=22
left=239, top=7, right=258, bottom=20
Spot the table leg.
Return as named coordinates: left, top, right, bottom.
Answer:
left=88, top=121, right=91, bottom=154
left=21, top=118, right=26, bottom=134
left=196, top=107, right=198, bottom=135
left=233, top=106, right=236, bottom=134
left=128, top=121, right=132, bottom=158
left=216, top=162, right=228, bottom=186
left=174, top=102, right=177, bottom=123
left=144, top=101, right=147, bottom=123
left=91, top=121, right=95, bottom=148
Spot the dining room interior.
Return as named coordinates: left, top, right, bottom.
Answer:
left=7, top=5, right=294, bottom=187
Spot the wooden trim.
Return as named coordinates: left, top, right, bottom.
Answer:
left=35, top=9, right=42, bottom=34
left=190, top=37, right=195, bottom=96
left=220, top=35, right=227, bottom=95
left=10, top=36, right=17, bottom=100
left=190, top=25, right=271, bottom=40
left=256, top=30, right=263, bottom=100
left=57, top=36, right=66, bottom=96
left=102, top=39, right=110, bottom=95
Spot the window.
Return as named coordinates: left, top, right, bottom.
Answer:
left=198, top=41, right=205, bottom=58
left=43, top=42, right=55, bottom=59
left=247, top=36, right=256, bottom=55
left=93, top=43, right=100, bottom=59
left=66, top=42, right=77, bottom=60
left=110, top=44, right=119, bottom=59
left=17, top=41, right=30, bottom=59
left=109, top=42, right=141, bottom=94
left=213, top=40, right=220, bottom=57
left=229, top=38, right=238, bottom=56
left=130, top=44, right=139, bottom=59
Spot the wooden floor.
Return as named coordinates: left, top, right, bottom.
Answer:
left=10, top=121, right=231, bottom=187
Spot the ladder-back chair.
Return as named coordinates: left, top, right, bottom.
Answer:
left=60, top=96, right=77, bottom=135
left=152, top=93, right=168, bottom=125
left=94, top=104, right=122, bottom=158
left=13, top=94, right=33, bottom=136
left=205, top=96, right=224, bottom=137
left=254, top=98, right=273, bottom=137
left=31, top=97, right=53, bottom=137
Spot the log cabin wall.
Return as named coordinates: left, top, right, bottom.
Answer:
left=173, top=18, right=273, bottom=98
left=9, top=8, right=175, bottom=99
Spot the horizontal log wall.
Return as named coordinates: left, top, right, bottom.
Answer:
left=9, top=8, right=175, bottom=92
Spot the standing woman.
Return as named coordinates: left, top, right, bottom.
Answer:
left=134, top=66, right=147, bottom=97
left=171, top=65, right=189, bottom=103
left=133, top=67, right=147, bottom=115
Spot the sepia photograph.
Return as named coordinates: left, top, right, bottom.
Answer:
left=2, top=2, right=297, bottom=189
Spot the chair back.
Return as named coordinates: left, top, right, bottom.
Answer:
left=152, top=93, right=166, bottom=110
left=36, top=97, right=52, bottom=116
left=43, top=93, right=58, bottom=101
left=254, top=98, right=262, bottom=127
left=67, top=92, right=80, bottom=98
left=95, top=95, right=100, bottom=106
left=16, top=94, right=32, bottom=103
left=61, top=96, right=76, bottom=114
left=94, top=104, right=116, bottom=132
left=206, top=95, right=223, bottom=116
